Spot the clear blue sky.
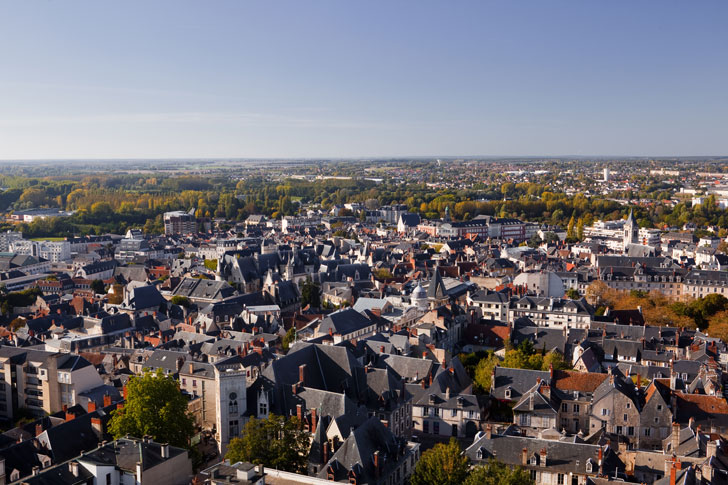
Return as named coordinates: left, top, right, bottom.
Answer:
left=0, top=1, right=726, bottom=159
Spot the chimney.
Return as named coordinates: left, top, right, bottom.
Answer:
left=672, top=422, right=681, bottom=453
left=296, top=404, right=303, bottom=423
left=88, top=401, right=96, bottom=413
left=65, top=411, right=75, bottom=422
left=103, top=394, right=112, bottom=407
left=257, top=463, right=264, bottom=476
left=373, top=451, right=380, bottom=479
left=69, top=461, right=79, bottom=477
left=311, top=408, right=318, bottom=434
left=299, top=364, right=307, bottom=384
left=160, top=443, right=170, bottom=459
left=707, top=439, right=717, bottom=458
left=670, top=460, right=682, bottom=485
left=521, top=448, right=528, bottom=466
left=123, top=385, right=128, bottom=400
left=323, top=441, right=330, bottom=463
left=688, top=416, right=695, bottom=431
left=63, top=404, right=68, bottom=413
left=485, top=423, right=492, bottom=440
left=380, top=346, right=385, bottom=353
left=35, top=423, right=43, bottom=437
left=91, top=417, right=103, bottom=436
left=598, top=446, right=603, bottom=466
left=539, top=448, right=547, bottom=467
left=422, top=352, right=427, bottom=360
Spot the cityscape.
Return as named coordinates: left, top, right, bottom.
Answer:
left=1, top=2, right=728, bottom=485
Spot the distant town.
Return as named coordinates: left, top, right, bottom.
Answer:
left=0, top=157, right=727, bottom=484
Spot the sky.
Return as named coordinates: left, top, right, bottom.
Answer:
left=0, top=1, right=726, bottom=159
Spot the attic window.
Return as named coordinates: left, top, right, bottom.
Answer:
left=505, top=388, right=511, bottom=399
left=530, top=456, right=537, bottom=466
left=586, top=462, right=592, bottom=473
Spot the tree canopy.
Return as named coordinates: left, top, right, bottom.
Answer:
left=410, top=438, right=469, bottom=485
left=108, top=368, right=195, bottom=449
left=463, top=459, right=532, bottom=485
left=225, top=414, right=309, bottom=473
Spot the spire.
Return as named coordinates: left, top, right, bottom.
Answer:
left=427, top=265, right=446, bottom=300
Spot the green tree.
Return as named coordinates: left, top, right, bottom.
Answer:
left=108, top=369, right=195, bottom=449
left=474, top=352, right=500, bottom=393
left=565, top=288, right=580, bottom=299
left=464, top=459, right=531, bottom=485
left=300, top=279, right=321, bottom=309
left=225, top=415, right=309, bottom=473
left=411, top=438, right=469, bottom=485
left=90, top=279, right=106, bottom=294
left=170, top=295, right=191, bottom=308
left=282, top=327, right=296, bottom=352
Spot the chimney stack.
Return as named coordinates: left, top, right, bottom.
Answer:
left=485, top=423, right=492, bottom=440
left=522, top=448, right=528, bottom=466
left=299, top=364, right=307, bottom=384
left=672, top=422, right=681, bottom=453
left=373, top=451, right=380, bottom=479
left=35, top=423, right=43, bottom=437
left=311, top=408, right=318, bottom=434
left=103, top=394, right=112, bottom=407
left=88, top=401, right=96, bottom=413
left=539, top=448, right=547, bottom=467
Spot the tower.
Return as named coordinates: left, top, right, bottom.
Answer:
left=624, top=209, right=638, bottom=250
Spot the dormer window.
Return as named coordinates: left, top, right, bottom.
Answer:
left=505, top=388, right=511, bottom=399
left=586, top=461, right=593, bottom=473
left=530, top=455, right=537, bottom=466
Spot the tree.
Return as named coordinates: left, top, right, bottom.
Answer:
left=171, top=295, right=191, bottom=308
left=90, top=279, right=106, bottom=294
left=282, top=327, right=296, bottom=352
left=565, top=288, right=580, bottom=300
left=108, top=369, right=195, bottom=449
left=463, top=459, right=531, bottom=485
left=411, top=438, right=469, bottom=485
left=300, top=279, right=321, bottom=309
left=225, top=415, right=309, bottom=473
left=474, top=352, right=500, bottom=393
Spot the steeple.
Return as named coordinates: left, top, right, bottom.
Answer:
left=624, top=208, right=638, bottom=250
left=427, top=265, right=447, bottom=301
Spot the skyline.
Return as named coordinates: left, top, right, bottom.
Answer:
left=1, top=1, right=727, bottom=159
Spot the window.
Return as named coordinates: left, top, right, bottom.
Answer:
left=586, top=462, right=592, bottom=473
left=229, top=420, right=239, bottom=437
left=626, top=402, right=631, bottom=409
left=451, top=409, right=457, bottom=417
left=433, top=422, right=440, bottom=434
left=434, top=408, right=439, bottom=417
left=259, top=402, right=268, bottom=416
left=601, top=409, right=609, bottom=416
left=644, top=428, right=651, bottom=437
left=423, top=406, right=428, bottom=416
left=628, top=426, right=634, bottom=436
left=530, top=470, right=537, bottom=481
left=557, top=474, right=564, bottom=485
left=616, top=426, right=623, bottom=435
left=562, top=403, right=567, bottom=412
left=423, top=421, right=429, bottom=433
left=229, top=392, right=238, bottom=415
left=657, top=404, right=662, bottom=411
left=573, top=404, right=580, bottom=413
left=106, top=473, right=112, bottom=485
left=623, top=414, right=628, bottom=421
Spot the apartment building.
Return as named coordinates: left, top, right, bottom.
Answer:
left=9, top=239, right=71, bottom=263
left=0, top=348, right=104, bottom=420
